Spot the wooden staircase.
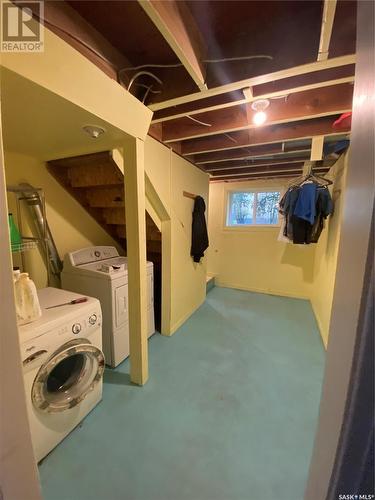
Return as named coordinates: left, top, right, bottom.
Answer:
left=47, top=151, right=161, bottom=253
left=48, top=151, right=162, bottom=328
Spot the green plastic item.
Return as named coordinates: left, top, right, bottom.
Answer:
left=8, top=213, right=22, bottom=251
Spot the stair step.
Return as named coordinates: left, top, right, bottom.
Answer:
left=47, top=151, right=161, bottom=253
left=116, top=225, right=126, bottom=239
left=102, top=207, right=126, bottom=225
left=86, top=186, right=124, bottom=208
left=68, top=164, right=123, bottom=188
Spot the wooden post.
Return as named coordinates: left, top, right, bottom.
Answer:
left=123, top=137, right=149, bottom=385
left=310, top=135, right=325, bottom=161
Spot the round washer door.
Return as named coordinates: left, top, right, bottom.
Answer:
left=32, top=339, right=104, bottom=413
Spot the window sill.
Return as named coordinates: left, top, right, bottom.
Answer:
left=223, top=225, right=280, bottom=232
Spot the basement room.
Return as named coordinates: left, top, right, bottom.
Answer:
left=1, top=1, right=373, bottom=500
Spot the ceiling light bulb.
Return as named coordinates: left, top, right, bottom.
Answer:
left=253, top=111, right=267, bottom=126
left=250, top=98, right=270, bottom=126
left=82, top=125, right=106, bottom=139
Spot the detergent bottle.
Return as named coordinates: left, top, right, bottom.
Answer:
left=14, top=273, right=42, bottom=325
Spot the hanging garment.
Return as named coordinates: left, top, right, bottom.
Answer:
left=279, top=187, right=300, bottom=240
left=279, top=182, right=333, bottom=244
left=293, top=182, right=318, bottom=224
left=191, top=196, right=209, bottom=263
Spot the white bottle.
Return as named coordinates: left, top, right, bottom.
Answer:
left=14, top=273, right=42, bottom=325
left=13, top=267, right=21, bottom=283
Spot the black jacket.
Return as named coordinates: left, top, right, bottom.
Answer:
left=190, top=196, right=209, bottom=263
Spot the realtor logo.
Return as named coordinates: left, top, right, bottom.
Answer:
left=1, top=1, right=44, bottom=52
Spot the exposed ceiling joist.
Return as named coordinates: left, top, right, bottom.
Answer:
left=151, top=75, right=354, bottom=124
left=182, top=117, right=350, bottom=156
left=162, top=83, right=353, bottom=143
left=139, top=0, right=207, bottom=90
left=318, top=0, right=338, bottom=61
left=149, top=54, right=356, bottom=111
left=204, top=157, right=308, bottom=172
left=210, top=168, right=330, bottom=183
left=194, top=143, right=311, bottom=164
left=208, top=162, right=305, bottom=177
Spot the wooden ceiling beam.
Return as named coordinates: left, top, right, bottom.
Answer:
left=181, top=117, right=350, bottom=156
left=318, top=0, right=338, bottom=61
left=162, top=83, right=353, bottom=142
left=209, top=162, right=305, bottom=177
left=203, top=157, right=308, bottom=172
left=210, top=168, right=330, bottom=183
left=149, top=54, right=355, bottom=112
left=194, top=143, right=311, bottom=164
left=139, top=0, right=207, bottom=90
left=152, top=75, right=354, bottom=124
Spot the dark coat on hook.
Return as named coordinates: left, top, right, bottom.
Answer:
left=191, top=196, right=209, bottom=263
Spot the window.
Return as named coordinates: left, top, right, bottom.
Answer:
left=226, top=190, right=280, bottom=227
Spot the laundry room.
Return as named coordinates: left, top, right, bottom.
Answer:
left=1, top=2, right=373, bottom=500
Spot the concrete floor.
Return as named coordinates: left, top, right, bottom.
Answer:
left=39, top=287, right=325, bottom=500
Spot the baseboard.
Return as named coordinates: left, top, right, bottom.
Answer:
left=215, top=280, right=310, bottom=300
left=167, top=298, right=206, bottom=336
left=310, top=301, right=328, bottom=349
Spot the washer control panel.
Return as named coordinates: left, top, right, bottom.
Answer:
left=20, top=307, right=102, bottom=364
left=68, top=309, right=102, bottom=336
left=68, top=246, right=119, bottom=266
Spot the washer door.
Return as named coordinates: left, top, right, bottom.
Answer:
left=32, top=339, right=104, bottom=413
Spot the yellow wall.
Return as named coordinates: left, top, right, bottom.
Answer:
left=207, top=179, right=316, bottom=299
left=4, top=151, right=118, bottom=289
left=144, top=137, right=210, bottom=333
left=310, top=153, right=348, bottom=347
left=0, top=19, right=152, bottom=141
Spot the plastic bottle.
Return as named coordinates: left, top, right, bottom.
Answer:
left=13, top=266, right=21, bottom=282
left=14, top=273, right=42, bottom=325
left=8, top=213, right=22, bottom=252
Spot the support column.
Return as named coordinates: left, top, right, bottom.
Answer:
left=123, top=137, right=149, bottom=385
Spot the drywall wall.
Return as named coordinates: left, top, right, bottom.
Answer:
left=207, top=179, right=316, bottom=299
left=144, top=136, right=209, bottom=334
left=4, top=151, right=118, bottom=288
left=310, top=152, right=348, bottom=347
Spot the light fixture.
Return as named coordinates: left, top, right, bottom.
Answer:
left=82, top=125, right=106, bottom=139
left=251, top=99, right=270, bottom=126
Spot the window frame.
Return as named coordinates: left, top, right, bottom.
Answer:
left=224, top=187, right=282, bottom=230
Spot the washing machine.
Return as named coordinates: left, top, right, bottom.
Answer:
left=19, top=287, right=104, bottom=462
left=61, top=246, right=155, bottom=368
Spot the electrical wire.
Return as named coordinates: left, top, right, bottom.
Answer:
left=128, top=71, right=163, bottom=91
left=224, top=133, right=238, bottom=144
left=120, top=55, right=273, bottom=72
left=133, top=83, right=162, bottom=94
left=120, top=63, right=184, bottom=72
left=203, top=55, right=273, bottom=63
left=185, top=115, right=212, bottom=127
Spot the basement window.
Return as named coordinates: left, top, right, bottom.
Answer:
left=226, top=190, right=281, bottom=227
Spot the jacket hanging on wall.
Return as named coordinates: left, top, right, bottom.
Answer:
left=191, top=196, right=209, bottom=263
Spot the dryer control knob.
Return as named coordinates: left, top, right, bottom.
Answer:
left=72, top=323, right=81, bottom=334
left=89, top=314, right=97, bottom=325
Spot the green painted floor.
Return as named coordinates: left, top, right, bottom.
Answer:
left=39, top=287, right=325, bottom=500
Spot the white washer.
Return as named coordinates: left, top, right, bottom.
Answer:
left=61, top=246, right=155, bottom=368
left=19, top=287, right=104, bottom=462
